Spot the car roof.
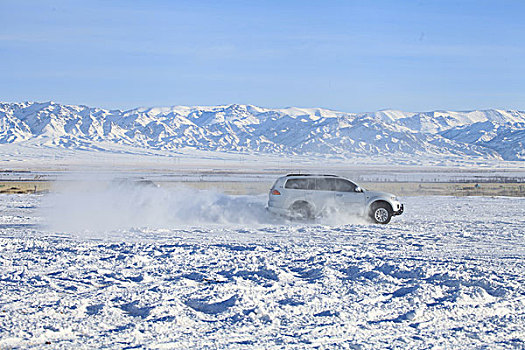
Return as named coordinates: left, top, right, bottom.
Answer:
left=285, top=173, right=339, bottom=177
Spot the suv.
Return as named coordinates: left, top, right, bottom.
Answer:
left=267, top=174, right=404, bottom=224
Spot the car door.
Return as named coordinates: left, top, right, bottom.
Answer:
left=333, top=178, right=365, bottom=214
left=312, top=177, right=337, bottom=213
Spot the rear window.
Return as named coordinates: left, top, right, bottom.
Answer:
left=284, top=178, right=315, bottom=190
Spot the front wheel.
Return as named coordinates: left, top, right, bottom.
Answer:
left=370, top=203, right=392, bottom=224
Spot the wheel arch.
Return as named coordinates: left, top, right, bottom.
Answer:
left=290, top=200, right=315, bottom=211
left=368, top=200, right=393, bottom=214
left=289, top=200, right=315, bottom=220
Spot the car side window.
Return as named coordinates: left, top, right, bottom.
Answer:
left=333, top=179, right=356, bottom=192
left=315, top=178, right=336, bottom=191
left=313, top=178, right=356, bottom=192
left=285, top=178, right=314, bottom=190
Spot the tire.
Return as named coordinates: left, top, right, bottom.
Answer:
left=369, top=202, right=392, bottom=224
left=290, top=201, right=313, bottom=220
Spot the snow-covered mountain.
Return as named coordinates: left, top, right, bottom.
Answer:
left=1, top=101, right=524, bottom=161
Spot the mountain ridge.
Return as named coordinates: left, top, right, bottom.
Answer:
left=1, top=101, right=524, bottom=161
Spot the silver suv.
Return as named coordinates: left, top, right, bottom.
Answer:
left=267, top=174, right=404, bottom=224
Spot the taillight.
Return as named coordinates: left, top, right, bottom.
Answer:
left=271, top=189, right=281, bottom=195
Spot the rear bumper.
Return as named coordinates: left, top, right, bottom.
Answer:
left=393, top=204, right=404, bottom=216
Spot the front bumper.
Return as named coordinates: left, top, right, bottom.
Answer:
left=393, top=204, right=404, bottom=216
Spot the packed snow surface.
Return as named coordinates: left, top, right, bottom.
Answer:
left=0, top=188, right=524, bottom=348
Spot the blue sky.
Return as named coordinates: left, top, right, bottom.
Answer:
left=1, top=0, right=524, bottom=112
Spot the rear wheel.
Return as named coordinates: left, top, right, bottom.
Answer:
left=370, top=202, right=392, bottom=224
left=290, top=201, right=313, bottom=220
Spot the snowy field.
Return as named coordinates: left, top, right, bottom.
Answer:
left=0, top=187, right=524, bottom=349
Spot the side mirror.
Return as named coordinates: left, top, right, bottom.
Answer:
left=355, top=186, right=363, bottom=193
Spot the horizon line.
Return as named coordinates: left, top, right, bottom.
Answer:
left=1, top=99, right=524, bottom=115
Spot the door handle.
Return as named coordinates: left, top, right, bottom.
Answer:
left=336, top=194, right=343, bottom=197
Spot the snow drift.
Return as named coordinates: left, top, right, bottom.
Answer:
left=43, top=180, right=277, bottom=233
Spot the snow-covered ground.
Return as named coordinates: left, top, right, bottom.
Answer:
left=0, top=189, right=524, bottom=349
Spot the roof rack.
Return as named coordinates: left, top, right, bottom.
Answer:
left=286, top=173, right=338, bottom=177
